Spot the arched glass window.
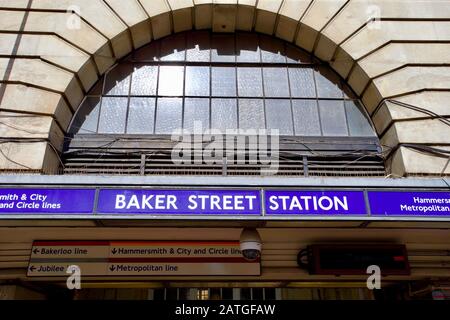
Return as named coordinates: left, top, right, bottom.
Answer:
left=65, top=31, right=383, bottom=176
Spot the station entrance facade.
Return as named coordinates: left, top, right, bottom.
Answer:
left=0, top=176, right=449, bottom=301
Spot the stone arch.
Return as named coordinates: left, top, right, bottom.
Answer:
left=1, top=0, right=449, bottom=175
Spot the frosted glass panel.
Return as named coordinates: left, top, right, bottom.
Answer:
left=186, top=31, right=210, bottom=62
left=237, top=33, right=260, bottom=62
left=158, top=66, right=184, bottom=96
left=345, top=100, right=375, bottom=136
left=155, top=98, right=182, bottom=134
left=289, top=68, right=316, bottom=98
left=74, top=31, right=377, bottom=146
left=160, top=33, right=186, bottom=61
left=211, top=34, right=235, bottom=62
left=211, top=99, right=237, bottom=131
left=319, top=100, right=348, bottom=136
left=265, top=99, right=293, bottom=135
left=104, top=64, right=132, bottom=95
left=75, top=97, right=101, bottom=134
left=185, top=66, right=210, bottom=96
left=292, top=100, right=321, bottom=136
left=184, top=98, right=210, bottom=132
left=127, top=98, right=155, bottom=134
left=315, top=68, right=343, bottom=98
left=98, top=97, right=128, bottom=134
left=238, top=67, right=263, bottom=97
left=238, top=99, right=265, bottom=130
left=212, top=67, right=236, bottom=97
left=263, top=68, right=289, bottom=97
left=131, top=65, right=157, bottom=96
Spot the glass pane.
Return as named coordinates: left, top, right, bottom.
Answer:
left=155, top=98, right=182, bottom=134
left=260, top=35, right=286, bottom=63
left=345, top=100, right=375, bottom=136
left=186, top=31, right=210, bottom=62
left=185, top=66, right=210, bottom=96
left=289, top=68, right=316, bottom=98
left=127, top=98, right=155, bottom=134
left=211, top=34, right=235, bottom=62
left=104, top=64, right=132, bottom=95
left=319, top=100, right=348, bottom=136
left=98, top=97, right=128, bottom=134
left=263, top=67, right=290, bottom=97
left=236, top=33, right=260, bottom=62
left=265, top=99, right=293, bottom=135
left=211, top=98, right=237, bottom=131
left=212, top=67, right=236, bottom=97
left=292, top=100, right=321, bottom=136
left=184, top=98, right=210, bottom=132
left=315, top=67, right=343, bottom=98
left=160, top=33, right=186, bottom=61
left=237, top=67, right=263, bottom=97
left=238, top=99, right=265, bottom=130
left=73, top=97, right=101, bottom=134
left=130, top=65, right=157, bottom=96
left=158, top=66, right=184, bottom=96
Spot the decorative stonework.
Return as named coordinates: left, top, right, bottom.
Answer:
left=0, top=0, right=449, bottom=176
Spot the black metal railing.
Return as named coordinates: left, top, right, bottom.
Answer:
left=61, top=135, right=385, bottom=177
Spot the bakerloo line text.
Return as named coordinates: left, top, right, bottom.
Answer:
left=114, top=194, right=258, bottom=210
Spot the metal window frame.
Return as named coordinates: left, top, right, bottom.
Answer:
left=70, top=31, right=370, bottom=139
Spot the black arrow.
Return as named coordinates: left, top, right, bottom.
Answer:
left=29, top=266, right=36, bottom=272
left=111, top=248, right=117, bottom=255
left=109, top=265, right=116, bottom=272
left=32, top=248, right=39, bottom=254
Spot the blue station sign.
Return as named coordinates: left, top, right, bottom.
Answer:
left=265, top=190, right=367, bottom=216
left=0, top=188, right=449, bottom=219
left=97, top=189, right=261, bottom=215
